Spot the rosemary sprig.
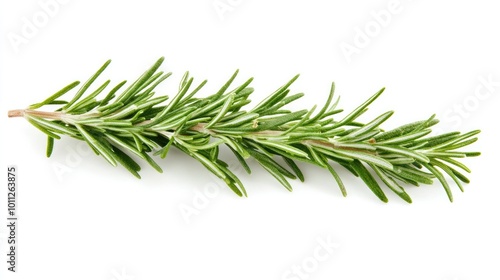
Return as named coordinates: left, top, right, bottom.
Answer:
left=8, top=57, right=480, bottom=203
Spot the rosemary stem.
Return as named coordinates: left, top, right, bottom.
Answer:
left=7, top=57, right=480, bottom=202
left=8, top=109, right=25, bottom=118
left=8, top=109, right=64, bottom=120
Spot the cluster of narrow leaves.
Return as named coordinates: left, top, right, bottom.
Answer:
left=10, top=57, right=481, bottom=203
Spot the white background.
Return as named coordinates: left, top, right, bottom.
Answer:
left=1, top=1, right=499, bottom=280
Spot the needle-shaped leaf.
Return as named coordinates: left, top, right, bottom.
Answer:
left=422, top=162, right=453, bottom=202
left=333, top=149, right=393, bottom=170
left=303, top=82, right=335, bottom=125
left=250, top=74, right=299, bottom=113
left=333, top=87, right=385, bottom=128
left=63, top=60, right=111, bottom=110
left=341, top=111, right=393, bottom=140
left=324, top=158, right=347, bottom=197
left=218, top=162, right=247, bottom=197
left=371, top=164, right=412, bottom=203
left=191, top=151, right=226, bottom=179
left=113, top=147, right=142, bottom=179
left=350, top=160, right=388, bottom=203
left=283, top=157, right=304, bottom=182
left=375, top=118, right=439, bottom=142
left=67, top=80, right=111, bottom=112
left=205, top=93, right=235, bottom=129
left=430, top=159, right=463, bottom=192
left=75, top=124, right=117, bottom=166
left=254, top=110, right=308, bottom=131
left=114, top=57, right=165, bottom=104
left=375, top=145, right=429, bottom=163
left=27, top=116, right=78, bottom=136
left=228, top=145, right=251, bottom=174
left=46, top=136, right=55, bottom=157
left=30, top=81, right=81, bottom=109
left=376, top=129, right=431, bottom=145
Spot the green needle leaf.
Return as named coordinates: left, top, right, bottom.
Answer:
left=114, top=57, right=165, bottom=104
left=255, top=140, right=309, bottom=159
left=228, top=145, right=251, bottom=174
left=371, top=164, right=412, bottom=203
left=247, top=149, right=296, bottom=180
left=303, top=82, right=335, bottom=125
left=255, top=110, right=308, bottom=131
left=27, top=116, right=77, bottom=137
left=375, top=145, right=430, bottom=163
left=430, top=159, right=464, bottom=192
left=75, top=124, right=117, bottom=167
left=213, top=70, right=239, bottom=99
left=250, top=74, right=299, bottom=113
left=113, top=147, right=142, bottom=179
left=30, top=81, right=81, bottom=109
left=63, top=60, right=112, bottom=110
left=158, top=136, right=175, bottom=159
left=205, top=93, right=235, bottom=129
left=283, top=157, right=304, bottom=182
left=218, top=162, right=247, bottom=197
left=333, top=149, right=393, bottom=170
left=46, top=136, right=55, bottom=157
left=350, top=160, right=388, bottom=203
left=324, top=159, right=347, bottom=197
left=422, top=162, right=453, bottom=202
left=341, top=111, right=393, bottom=140
left=191, top=152, right=227, bottom=180
left=333, top=87, right=385, bottom=128
left=26, top=117, right=61, bottom=139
